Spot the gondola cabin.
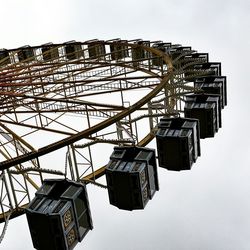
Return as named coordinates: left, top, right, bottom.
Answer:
left=184, top=94, right=221, bottom=138
left=184, top=61, right=221, bottom=81
left=181, top=52, right=208, bottom=70
left=152, top=42, right=171, bottom=53
left=18, top=46, right=35, bottom=62
left=41, top=44, right=59, bottom=61
left=0, top=49, right=10, bottom=66
left=132, top=40, right=150, bottom=67
left=195, top=76, right=227, bottom=108
left=65, top=42, right=83, bottom=60
left=106, top=146, right=159, bottom=211
left=88, top=42, right=106, bottom=59
left=25, top=179, right=93, bottom=250
left=184, top=52, right=209, bottom=62
left=168, top=46, right=192, bottom=60
left=156, top=117, right=201, bottom=171
left=110, top=40, right=129, bottom=60
left=151, top=42, right=171, bottom=66
left=193, top=62, right=221, bottom=76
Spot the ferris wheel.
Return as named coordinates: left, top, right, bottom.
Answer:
left=0, top=39, right=227, bottom=248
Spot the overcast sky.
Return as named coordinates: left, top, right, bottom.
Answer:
left=1, top=0, right=250, bottom=249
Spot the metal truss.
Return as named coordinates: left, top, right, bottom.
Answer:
left=0, top=39, right=211, bottom=237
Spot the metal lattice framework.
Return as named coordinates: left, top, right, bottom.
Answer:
left=0, top=39, right=219, bottom=240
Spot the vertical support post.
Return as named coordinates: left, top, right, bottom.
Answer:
left=116, top=122, right=123, bottom=141
left=0, top=171, right=14, bottom=216
left=67, top=145, right=75, bottom=181
left=148, top=101, right=154, bottom=131
left=70, top=144, right=80, bottom=181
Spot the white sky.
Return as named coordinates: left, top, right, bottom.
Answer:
left=1, top=0, right=250, bottom=249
